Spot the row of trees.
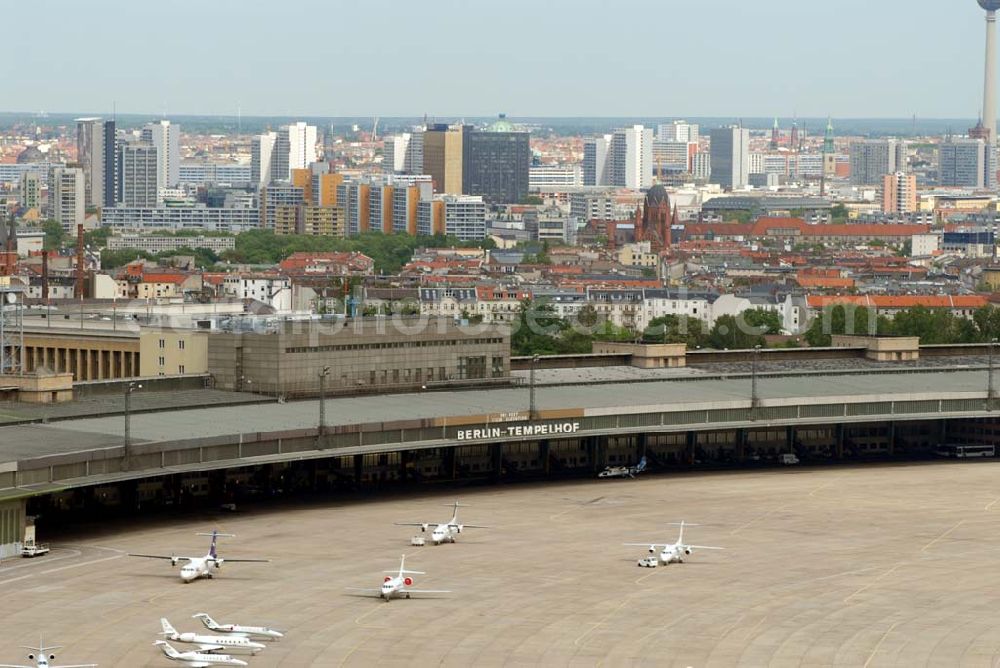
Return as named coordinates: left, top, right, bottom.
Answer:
left=510, top=301, right=784, bottom=356
left=804, top=304, right=1000, bottom=346
left=511, top=300, right=1000, bottom=356
left=95, top=230, right=496, bottom=273
left=224, top=230, right=494, bottom=273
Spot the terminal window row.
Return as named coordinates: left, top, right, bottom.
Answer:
left=285, top=338, right=504, bottom=354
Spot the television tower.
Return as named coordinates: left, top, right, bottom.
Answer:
left=980, top=1, right=1000, bottom=145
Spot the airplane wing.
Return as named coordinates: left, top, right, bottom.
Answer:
left=400, top=588, right=451, bottom=595
left=449, top=524, right=488, bottom=529
left=196, top=644, right=226, bottom=652
left=129, top=553, right=191, bottom=561
left=688, top=545, right=725, bottom=550
left=393, top=522, right=428, bottom=527
left=623, top=543, right=666, bottom=548
left=0, top=664, right=32, bottom=667
left=211, top=558, right=271, bottom=563
left=344, top=587, right=380, bottom=594
left=48, top=665, right=98, bottom=668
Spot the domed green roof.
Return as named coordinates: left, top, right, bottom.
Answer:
left=487, top=114, right=516, bottom=133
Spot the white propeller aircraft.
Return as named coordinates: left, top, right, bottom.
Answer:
left=153, top=641, right=247, bottom=667
left=159, top=619, right=266, bottom=654
left=192, top=614, right=283, bottom=640
left=394, top=501, right=488, bottom=544
left=625, top=521, right=724, bottom=565
left=347, top=555, right=451, bottom=601
left=129, top=530, right=269, bottom=582
left=0, top=641, right=96, bottom=668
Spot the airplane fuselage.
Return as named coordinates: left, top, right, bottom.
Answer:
left=180, top=556, right=215, bottom=582
left=430, top=524, right=459, bottom=544
left=659, top=544, right=693, bottom=564
left=170, top=632, right=265, bottom=653
left=380, top=575, right=413, bottom=600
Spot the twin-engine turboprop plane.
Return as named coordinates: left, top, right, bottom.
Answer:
left=129, top=530, right=269, bottom=582
left=394, top=502, right=488, bottom=544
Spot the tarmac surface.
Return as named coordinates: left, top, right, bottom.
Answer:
left=4, top=462, right=1000, bottom=666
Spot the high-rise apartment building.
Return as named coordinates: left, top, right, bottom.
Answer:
left=141, top=120, right=180, bottom=190
left=693, top=153, right=712, bottom=180
left=657, top=121, right=699, bottom=144
left=76, top=118, right=110, bottom=208
left=417, top=195, right=487, bottom=240
left=251, top=132, right=277, bottom=187
left=48, top=167, right=85, bottom=231
left=710, top=126, right=750, bottom=190
left=583, top=135, right=613, bottom=187
left=939, top=139, right=992, bottom=188
left=653, top=141, right=698, bottom=173
left=849, top=140, right=901, bottom=186
left=117, top=140, right=159, bottom=207
left=271, top=122, right=318, bottom=182
left=19, top=172, right=40, bottom=211
left=423, top=124, right=464, bottom=194
left=462, top=117, right=530, bottom=204
left=881, top=172, right=917, bottom=214
left=383, top=133, right=411, bottom=173
left=403, top=130, right=424, bottom=174
left=609, top=125, right=653, bottom=190
left=259, top=184, right=305, bottom=230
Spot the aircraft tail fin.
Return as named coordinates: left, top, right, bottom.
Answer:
left=196, top=530, right=235, bottom=559
left=193, top=612, right=218, bottom=630
left=445, top=501, right=466, bottom=523
left=154, top=641, right=179, bottom=657
left=159, top=618, right=176, bottom=636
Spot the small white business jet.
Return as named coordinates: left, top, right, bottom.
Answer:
left=192, top=614, right=283, bottom=641
left=394, top=502, right=488, bottom=544
left=129, top=530, right=270, bottom=582
left=153, top=641, right=247, bottom=667
left=0, top=641, right=96, bottom=668
left=347, top=555, right=451, bottom=601
left=625, top=521, right=724, bottom=565
left=159, top=619, right=266, bottom=654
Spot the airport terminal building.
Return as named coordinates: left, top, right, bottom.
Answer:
left=208, top=317, right=511, bottom=395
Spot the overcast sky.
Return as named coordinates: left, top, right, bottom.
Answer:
left=1, top=0, right=991, bottom=118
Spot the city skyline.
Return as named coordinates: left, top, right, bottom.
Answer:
left=2, top=0, right=993, bottom=118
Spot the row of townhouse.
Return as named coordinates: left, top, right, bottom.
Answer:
left=412, top=285, right=991, bottom=337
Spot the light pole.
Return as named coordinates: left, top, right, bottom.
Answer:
left=318, top=366, right=330, bottom=444
left=989, top=339, right=997, bottom=410
left=529, top=355, right=540, bottom=420
left=750, top=345, right=761, bottom=419
left=123, top=381, right=142, bottom=471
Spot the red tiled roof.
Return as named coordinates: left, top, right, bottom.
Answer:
left=806, top=295, right=988, bottom=309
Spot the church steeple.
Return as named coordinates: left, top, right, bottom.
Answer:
left=823, top=116, right=835, bottom=154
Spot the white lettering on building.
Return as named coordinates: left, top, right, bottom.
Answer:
left=456, top=422, right=582, bottom=441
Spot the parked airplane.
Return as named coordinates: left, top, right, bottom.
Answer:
left=394, top=502, right=488, bottom=544
left=598, top=456, right=647, bottom=479
left=347, top=555, right=451, bottom=601
left=129, top=530, right=269, bottom=582
left=192, top=614, right=283, bottom=641
left=0, top=641, right=96, bottom=668
left=159, top=619, right=266, bottom=654
left=152, top=641, right=247, bottom=667
left=624, top=521, right=724, bottom=565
